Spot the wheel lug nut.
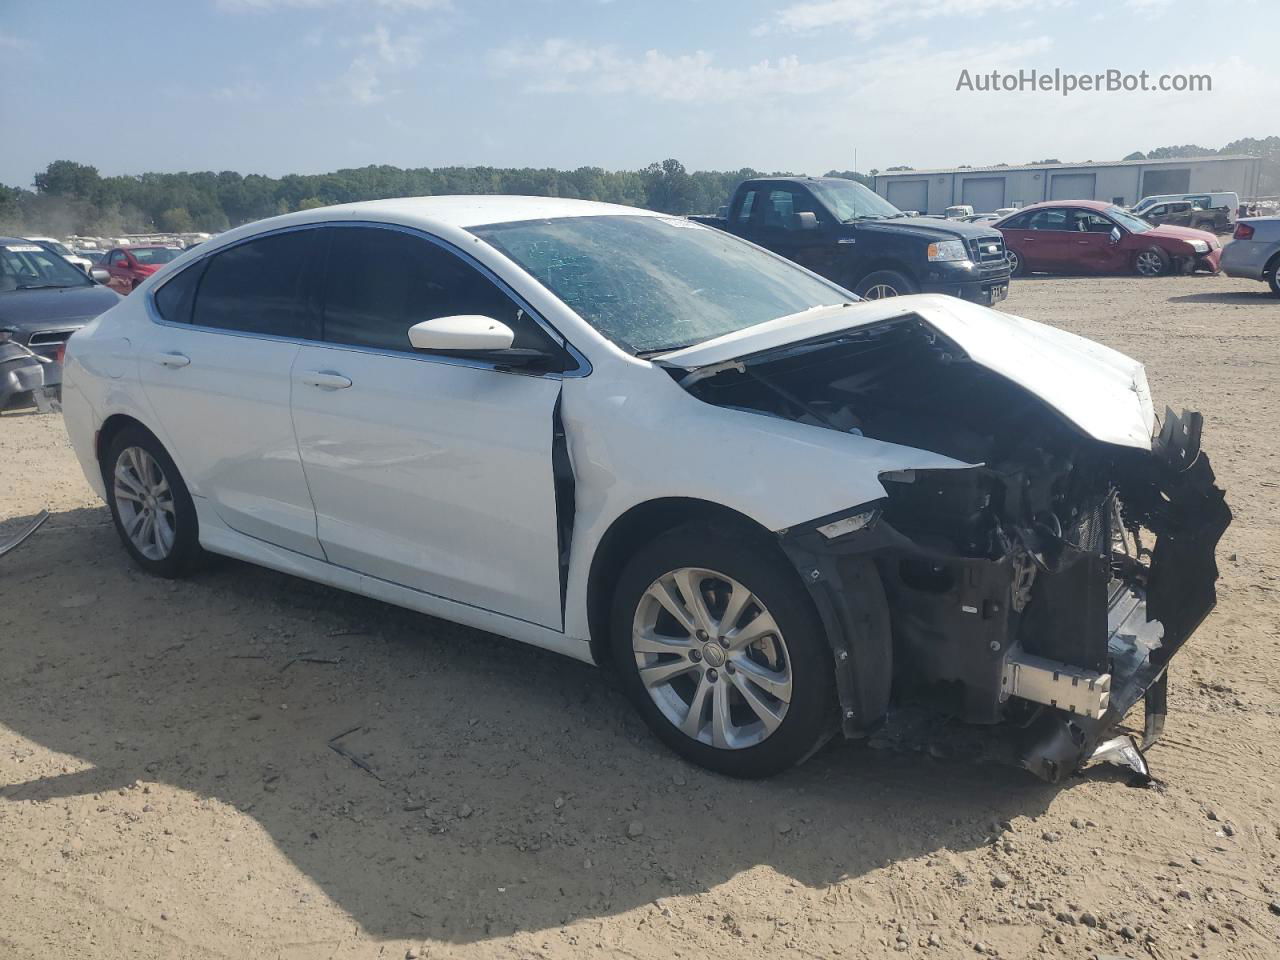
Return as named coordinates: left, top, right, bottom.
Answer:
left=695, top=629, right=708, bottom=641
left=706, top=669, right=718, bottom=682
left=725, top=662, right=735, bottom=675
left=718, top=637, right=729, bottom=648
left=690, top=650, right=702, bottom=662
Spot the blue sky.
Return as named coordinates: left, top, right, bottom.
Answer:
left=1, top=0, right=1273, bottom=187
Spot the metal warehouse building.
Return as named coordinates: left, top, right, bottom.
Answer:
left=873, top=155, right=1263, bottom=215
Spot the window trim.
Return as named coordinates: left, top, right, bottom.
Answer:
left=147, top=220, right=591, bottom=380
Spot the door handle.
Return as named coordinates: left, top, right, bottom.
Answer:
left=147, top=352, right=190, bottom=368
left=299, top=371, right=352, bottom=390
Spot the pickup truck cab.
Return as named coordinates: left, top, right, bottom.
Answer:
left=692, top=177, right=1012, bottom=304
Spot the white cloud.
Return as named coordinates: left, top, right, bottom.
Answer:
left=0, top=30, right=32, bottom=50
left=218, top=0, right=447, bottom=10
left=335, top=25, right=422, bottom=105
left=765, top=0, right=1066, bottom=37
left=1124, top=0, right=1177, bottom=13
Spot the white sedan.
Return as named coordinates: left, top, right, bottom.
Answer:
left=62, top=197, right=1229, bottom=780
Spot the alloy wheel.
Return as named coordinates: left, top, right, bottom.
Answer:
left=863, top=283, right=900, bottom=299
left=1135, top=251, right=1164, bottom=276
left=632, top=567, right=792, bottom=749
left=1007, top=250, right=1020, bottom=274
left=113, top=446, right=177, bottom=561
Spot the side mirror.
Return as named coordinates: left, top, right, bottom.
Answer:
left=794, top=211, right=819, bottom=231
left=0, top=327, right=14, bottom=344
left=91, top=268, right=110, bottom=284
left=408, top=315, right=515, bottom=353
left=1109, top=227, right=1122, bottom=245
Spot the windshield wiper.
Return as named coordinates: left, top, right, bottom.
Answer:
left=16, top=282, right=79, bottom=290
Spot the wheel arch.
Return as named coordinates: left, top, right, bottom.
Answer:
left=849, top=258, right=918, bottom=290
left=96, top=413, right=160, bottom=473
left=584, top=497, right=788, bottom=668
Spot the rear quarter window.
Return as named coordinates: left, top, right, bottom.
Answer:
left=153, top=261, right=205, bottom=324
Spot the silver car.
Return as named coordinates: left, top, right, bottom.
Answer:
left=1221, top=217, right=1280, bottom=296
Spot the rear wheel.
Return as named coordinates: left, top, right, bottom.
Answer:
left=853, top=270, right=916, bottom=300
left=1007, top=248, right=1025, bottom=277
left=104, top=427, right=204, bottom=577
left=1267, top=255, right=1280, bottom=298
left=611, top=525, right=837, bottom=778
left=1134, top=247, right=1169, bottom=277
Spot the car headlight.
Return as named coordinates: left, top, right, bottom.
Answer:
left=1188, top=240, right=1210, bottom=253
left=927, top=240, right=970, bottom=262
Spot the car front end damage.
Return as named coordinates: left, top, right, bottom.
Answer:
left=663, top=301, right=1231, bottom=781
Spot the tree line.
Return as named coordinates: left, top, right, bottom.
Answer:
left=1, top=136, right=1274, bottom=238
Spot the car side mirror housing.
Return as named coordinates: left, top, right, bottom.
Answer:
left=408, top=315, right=515, bottom=353
left=1109, top=227, right=1122, bottom=244
left=90, top=268, right=110, bottom=284
left=794, top=211, right=819, bottom=231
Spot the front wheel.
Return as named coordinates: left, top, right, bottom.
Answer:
left=610, top=525, right=837, bottom=778
left=1134, top=247, right=1170, bottom=277
left=853, top=269, right=916, bottom=300
left=1267, top=257, right=1280, bottom=298
left=104, top=426, right=204, bottom=577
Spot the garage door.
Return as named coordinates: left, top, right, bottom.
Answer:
left=961, top=177, right=1005, bottom=213
left=886, top=180, right=928, bottom=213
left=1141, top=168, right=1192, bottom=198
left=1049, top=173, right=1097, bottom=200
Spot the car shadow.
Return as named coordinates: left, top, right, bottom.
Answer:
left=1168, top=290, right=1276, bottom=305
left=0, top=505, right=1085, bottom=944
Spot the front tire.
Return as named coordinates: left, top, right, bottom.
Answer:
left=1267, top=256, right=1280, bottom=298
left=1134, top=246, right=1169, bottom=277
left=853, top=269, right=916, bottom=300
left=610, top=524, right=837, bottom=778
left=103, top=426, right=203, bottom=577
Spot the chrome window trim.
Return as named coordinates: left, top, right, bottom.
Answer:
left=147, top=219, right=591, bottom=380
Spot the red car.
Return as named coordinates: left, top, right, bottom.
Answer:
left=103, top=245, right=183, bottom=293
left=994, top=200, right=1221, bottom=278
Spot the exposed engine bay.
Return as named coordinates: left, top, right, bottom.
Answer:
left=672, top=313, right=1232, bottom=781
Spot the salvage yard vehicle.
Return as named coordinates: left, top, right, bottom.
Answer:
left=102, top=244, right=183, bottom=292
left=691, top=177, right=1012, bottom=304
left=25, top=236, right=92, bottom=274
left=0, top=237, right=121, bottom=405
left=995, top=201, right=1222, bottom=277
left=1132, top=192, right=1237, bottom=233
left=1221, top=217, right=1280, bottom=297
left=62, top=197, right=1230, bottom=782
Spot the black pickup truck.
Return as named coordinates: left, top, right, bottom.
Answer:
left=692, top=176, right=1012, bottom=304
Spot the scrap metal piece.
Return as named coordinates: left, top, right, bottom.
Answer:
left=0, top=510, right=49, bottom=559
left=1089, top=734, right=1151, bottom=782
left=1001, top=650, right=1112, bottom=718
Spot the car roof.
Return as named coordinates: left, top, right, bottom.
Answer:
left=1010, top=199, right=1113, bottom=214
left=303, top=195, right=658, bottom=229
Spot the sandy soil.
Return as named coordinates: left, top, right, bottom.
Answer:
left=1, top=272, right=1278, bottom=960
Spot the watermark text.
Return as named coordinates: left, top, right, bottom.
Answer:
left=956, top=68, right=1211, bottom=96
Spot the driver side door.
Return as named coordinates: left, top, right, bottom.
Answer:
left=289, top=224, right=571, bottom=630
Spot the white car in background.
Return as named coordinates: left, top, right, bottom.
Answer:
left=61, top=197, right=1230, bottom=781
left=25, top=236, right=92, bottom=273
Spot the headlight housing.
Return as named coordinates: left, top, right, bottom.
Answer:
left=927, top=239, right=970, bottom=262
left=1188, top=240, right=1210, bottom=254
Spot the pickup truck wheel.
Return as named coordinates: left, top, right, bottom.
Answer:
left=1134, top=247, right=1169, bottom=277
left=611, top=524, right=837, bottom=778
left=854, top=270, right=916, bottom=300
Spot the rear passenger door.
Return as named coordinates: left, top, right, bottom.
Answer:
left=289, top=224, right=569, bottom=629
left=137, top=229, right=326, bottom=559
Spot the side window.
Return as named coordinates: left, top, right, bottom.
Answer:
left=320, top=227, right=556, bottom=354
left=1001, top=212, right=1033, bottom=230
left=1027, top=209, right=1069, bottom=231
left=735, top=191, right=757, bottom=223
left=1148, top=205, right=1167, bottom=217
left=191, top=230, right=318, bottom=338
left=109, top=251, right=127, bottom=265
left=153, top=261, right=205, bottom=324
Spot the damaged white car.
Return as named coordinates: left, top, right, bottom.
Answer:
left=61, top=197, right=1231, bottom=781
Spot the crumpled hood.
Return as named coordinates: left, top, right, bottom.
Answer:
left=656, top=294, right=1156, bottom=451
left=1148, top=223, right=1219, bottom=246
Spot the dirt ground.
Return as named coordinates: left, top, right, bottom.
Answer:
left=2, top=272, right=1278, bottom=960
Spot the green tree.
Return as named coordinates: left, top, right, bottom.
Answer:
left=157, top=206, right=195, bottom=232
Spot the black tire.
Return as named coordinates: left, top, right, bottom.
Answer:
left=103, top=426, right=204, bottom=577
left=853, top=269, right=917, bottom=300
left=610, top=523, right=838, bottom=778
left=1007, top=248, right=1025, bottom=277
left=1133, top=246, right=1170, bottom=277
left=1267, top=256, right=1280, bottom=298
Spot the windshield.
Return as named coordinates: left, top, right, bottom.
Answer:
left=471, top=215, right=849, bottom=354
left=1106, top=206, right=1153, bottom=233
left=131, top=247, right=181, bottom=265
left=0, top=242, right=92, bottom=291
left=807, top=179, right=904, bottom=222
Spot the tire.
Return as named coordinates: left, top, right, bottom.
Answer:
left=103, top=426, right=204, bottom=577
left=1006, top=248, right=1025, bottom=277
left=1133, top=246, right=1170, bottom=277
left=1267, top=256, right=1280, bottom=298
left=853, top=269, right=917, bottom=300
left=610, top=523, right=838, bottom=778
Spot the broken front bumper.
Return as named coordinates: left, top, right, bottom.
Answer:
left=780, top=409, right=1231, bottom=783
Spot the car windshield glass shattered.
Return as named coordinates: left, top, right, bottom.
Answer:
left=0, top=242, right=91, bottom=290
left=1107, top=206, right=1153, bottom=234
left=807, top=179, right=904, bottom=221
left=470, top=215, right=848, bottom=353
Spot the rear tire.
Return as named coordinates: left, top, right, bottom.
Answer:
left=1007, top=248, right=1025, bottom=277
left=610, top=524, right=837, bottom=778
left=1133, top=247, right=1169, bottom=277
left=853, top=270, right=917, bottom=300
left=103, top=426, right=204, bottom=578
left=1267, top=255, right=1280, bottom=298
